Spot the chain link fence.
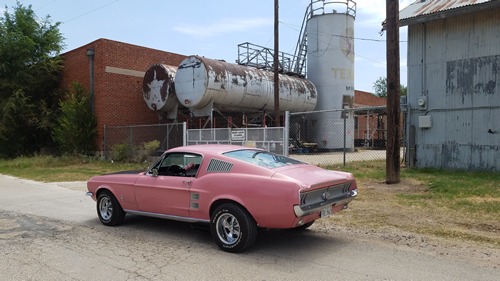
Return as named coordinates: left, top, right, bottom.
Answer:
left=287, top=107, right=406, bottom=166
left=102, top=108, right=407, bottom=166
left=103, top=123, right=185, bottom=160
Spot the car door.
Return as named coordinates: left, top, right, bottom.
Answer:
left=133, top=152, right=202, bottom=217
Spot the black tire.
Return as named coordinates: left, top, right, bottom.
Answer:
left=210, top=203, right=257, bottom=253
left=97, top=190, right=125, bottom=226
left=293, top=220, right=315, bottom=231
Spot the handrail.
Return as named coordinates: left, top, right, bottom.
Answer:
left=236, top=1, right=356, bottom=77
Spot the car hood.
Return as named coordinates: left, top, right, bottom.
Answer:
left=104, top=170, right=145, bottom=175
left=272, top=165, right=354, bottom=188
left=88, top=170, right=143, bottom=184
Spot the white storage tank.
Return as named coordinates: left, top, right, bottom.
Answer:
left=142, top=64, right=178, bottom=112
left=306, top=0, right=356, bottom=150
left=175, top=56, right=317, bottom=116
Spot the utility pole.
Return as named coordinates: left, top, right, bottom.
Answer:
left=274, top=0, right=280, bottom=126
left=386, top=0, right=400, bottom=184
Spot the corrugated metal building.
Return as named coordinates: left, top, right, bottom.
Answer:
left=401, top=0, right=500, bottom=171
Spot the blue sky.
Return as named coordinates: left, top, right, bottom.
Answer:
left=3, top=0, right=412, bottom=92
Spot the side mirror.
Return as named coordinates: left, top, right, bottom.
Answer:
left=152, top=168, right=159, bottom=177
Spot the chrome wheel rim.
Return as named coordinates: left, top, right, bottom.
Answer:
left=99, top=196, right=113, bottom=221
left=216, top=213, right=240, bottom=245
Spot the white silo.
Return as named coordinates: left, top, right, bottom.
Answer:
left=306, top=0, right=356, bottom=150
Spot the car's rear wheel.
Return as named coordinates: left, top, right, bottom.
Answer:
left=211, top=203, right=257, bottom=253
left=97, top=190, right=125, bottom=226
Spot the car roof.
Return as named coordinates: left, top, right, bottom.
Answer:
left=166, top=144, right=263, bottom=155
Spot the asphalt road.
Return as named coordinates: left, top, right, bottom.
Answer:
left=0, top=175, right=498, bottom=281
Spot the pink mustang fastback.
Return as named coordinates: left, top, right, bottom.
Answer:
left=87, top=144, right=358, bottom=252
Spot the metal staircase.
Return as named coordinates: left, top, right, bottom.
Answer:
left=292, top=3, right=312, bottom=76
left=237, top=1, right=356, bottom=77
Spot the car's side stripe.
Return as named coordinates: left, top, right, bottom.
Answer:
left=124, top=209, right=210, bottom=224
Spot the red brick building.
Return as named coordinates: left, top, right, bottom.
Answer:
left=354, top=90, right=386, bottom=107
left=353, top=90, right=387, bottom=147
left=59, top=38, right=186, bottom=151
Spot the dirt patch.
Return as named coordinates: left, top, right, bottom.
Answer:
left=317, top=178, right=500, bottom=265
left=312, top=221, right=500, bottom=268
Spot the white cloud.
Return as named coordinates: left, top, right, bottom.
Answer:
left=173, top=17, right=273, bottom=38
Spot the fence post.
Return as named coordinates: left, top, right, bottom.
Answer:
left=183, top=122, right=187, bottom=146
left=103, top=124, right=107, bottom=160
left=343, top=112, right=347, bottom=166
left=284, top=111, right=290, bottom=156
left=129, top=126, right=134, bottom=160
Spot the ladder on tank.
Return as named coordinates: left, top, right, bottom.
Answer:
left=291, top=3, right=311, bottom=76
left=291, top=0, right=357, bottom=76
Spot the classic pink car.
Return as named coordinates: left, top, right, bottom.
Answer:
left=87, top=144, right=357, bottom=252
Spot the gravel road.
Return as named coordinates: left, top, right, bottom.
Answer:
left=0, top=175, right=498, bottom=281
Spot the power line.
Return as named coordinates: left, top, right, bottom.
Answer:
left=279, top=20, right=408, bottom=73
left=63, top=0, right=120, bottom=23
left=280, top=21, right=408, bottom=43
left=38, top=0, right=58, bottom=12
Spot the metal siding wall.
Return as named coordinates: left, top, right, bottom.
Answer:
left=407, top=7, right=500, bottom=171
left=407, top=24, right=423, bottom=106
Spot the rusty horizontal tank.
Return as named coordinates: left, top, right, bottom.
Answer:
left=174, top=56, right=317, bottom=116
left=142, top=64, right=178, bottom=112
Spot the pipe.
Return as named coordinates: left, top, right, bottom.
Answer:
left=87, top=48, right=95, bottom=113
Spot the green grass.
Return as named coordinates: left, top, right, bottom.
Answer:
left=325, top=160, right=387, bottom=181
left=0, top=155, right=148, bottom=182
left=399, top=168, right=500, bottom=214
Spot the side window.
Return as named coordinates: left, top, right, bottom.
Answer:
left=154, top=153, right=202, bottom=177
left=183, top=154, right=202, bottom=177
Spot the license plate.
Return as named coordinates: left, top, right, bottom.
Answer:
left=320, top=206, right=332, bottom=218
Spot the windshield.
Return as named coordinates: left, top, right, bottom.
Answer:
left=223, top=149, right=303, bottom=169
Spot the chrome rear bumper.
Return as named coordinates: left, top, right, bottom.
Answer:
left=293, top=189, right=357, bottom=217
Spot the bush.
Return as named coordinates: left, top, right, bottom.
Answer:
left=52, top=82, right=97, bottom=155
left=111, top=143, right=133, bottom=162
left=136, top=140, right=161, bottom=162
left=143, top=140, right=160, bottom=154
left=111, top=140, right=161, bottom=163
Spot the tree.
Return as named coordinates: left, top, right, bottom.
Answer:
left=0, top=2, right=64, bottom=157
left=53, top=82, right=97, bottom=155
left=0, top=90, right=35, bottom=156
left=372, top=77, right=407, bottom=98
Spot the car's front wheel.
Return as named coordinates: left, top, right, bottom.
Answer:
left=211, top=203, right=257, bottom=253
left=97, top=190, right=125, bottom=226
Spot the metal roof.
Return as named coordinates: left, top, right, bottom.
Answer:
left=399, top=0, right=500, bottom=26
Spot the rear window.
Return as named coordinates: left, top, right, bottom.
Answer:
left=223, top=149, right=303, bottom=169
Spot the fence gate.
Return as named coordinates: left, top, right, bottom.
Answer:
left=186, top=127, right=287, bottom=155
